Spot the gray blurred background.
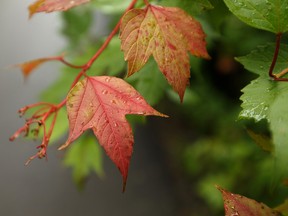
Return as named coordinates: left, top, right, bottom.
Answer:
left=0, top=1, right=176, bottom=215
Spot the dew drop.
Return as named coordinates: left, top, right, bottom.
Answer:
left=114, top=122, right=118, bottom=127
left=105, top=77, right=111, bottom=82
left=70, top=0, right=75, bottom=4
left=102, top=90, right=108, bottom=95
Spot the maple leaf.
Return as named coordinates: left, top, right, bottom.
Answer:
left=217, top=186, right=281, bottom=216
left=29, top=0, right=90, bottom=18
left=59, top=76, right=167, bottom=191
left=120, top=5, right=210, bottom=101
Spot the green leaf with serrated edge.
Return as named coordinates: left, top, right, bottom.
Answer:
left=238, top=76, right=276, bottom=122
left=160, top=0, right=213, bottom=15
left=224, top=0, right=288, bottom=33
left=64, top=132, right=104, bottom=188
left=126, top=59, right=168, bottom=106
left=237, top=43, right=288, bottom=182
left=237, top=43, right=288, bottom=122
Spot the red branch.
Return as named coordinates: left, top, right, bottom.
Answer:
left=10, top=0, right=139, bottom=164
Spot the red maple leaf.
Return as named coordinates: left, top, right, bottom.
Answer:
left=217, top=186, right=281, bottom=216
left=59, top=76, right=167, bottom=190
left=29, top=0, right=90, bottom=18
left=120, top=5, right=210, bottom=101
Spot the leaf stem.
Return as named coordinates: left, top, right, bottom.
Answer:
left=269, top=33, right=288, bottom=81
left=57, top=56, right=86, bottom=69
left=276, top=68, right=288, bottom=78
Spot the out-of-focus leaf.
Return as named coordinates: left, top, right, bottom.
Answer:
left=29, top=0, right=90, bottom=18
left=275, top=199, right=288, bottom=216
left=61, top=8, right=93, bottom=47
left=160, top=0, right=213, bottom=15
left=64, top=132, right=104, bottom=189
left=126, top=59, right=168, bottom=106
left=246, top=129, right=273, bottom=152
left=217, top=186, right=281, bottom=216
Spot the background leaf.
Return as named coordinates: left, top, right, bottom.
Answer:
left=224, top=0, right=288, bottom=33
left=29, top=0, right=90, bottom=17
left=126, top=59, right=168, bottom=106
left=64, top=132, right=104, bottom=189
left=217, top=186, right=281, bottom=216
left=159, top=0, right=213, bottom=16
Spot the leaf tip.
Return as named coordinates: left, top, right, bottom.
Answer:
left=28, top=0, right=44, bottom=18
left=122, top=180, right=127, bottom=193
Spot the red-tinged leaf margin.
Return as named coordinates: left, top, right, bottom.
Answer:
left=29, top=0, right=90, bottom=18
left=120, top=5, right=210, bottom=101
left=216, top=186, right=281, bottom=216
left=59, top=76, right=167, bottom=191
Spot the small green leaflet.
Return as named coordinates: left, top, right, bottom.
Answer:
left=237, top=43, right=288, bottom=181
left=224, top=0, right=288, bottom=33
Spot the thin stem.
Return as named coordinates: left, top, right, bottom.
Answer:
left=269, top=33, right=288, bottom=81
left=58, top=57, right=86, bottom=69
left=47, top=112, right=58, bottom=138
left=85, top=0, right=138, bottom=69
left=276, top=68, right=288, bottom=78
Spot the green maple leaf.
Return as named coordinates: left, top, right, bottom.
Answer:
left=237, top=43, right=288, bottom=181
left=224, top=0, right=288, bottom=33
